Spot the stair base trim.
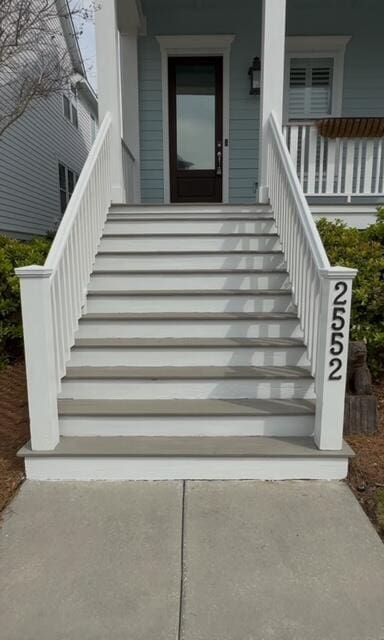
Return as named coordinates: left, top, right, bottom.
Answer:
left=24, top=456, right=349, bottom=481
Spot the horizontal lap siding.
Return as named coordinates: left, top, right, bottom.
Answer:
left=286, top=0, right=384, bottom=117
left=0, top=93, right=94, bottom=238
left=138, top=0, right=262, bottom=204
left=138, top=37, right=164, bottom=203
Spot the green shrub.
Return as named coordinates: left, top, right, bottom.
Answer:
left=317, top=211, right=384, bottom=378
left=0, top=235, right=51, bottom=367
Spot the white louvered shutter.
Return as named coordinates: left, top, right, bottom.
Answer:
left=289, top=58, right=333, bottom=119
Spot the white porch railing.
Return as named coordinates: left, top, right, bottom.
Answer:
left=122, top=139, right=135, bottom=204
left=283, top=122, right=384, bottom=199
left=16, top=113, right=113, bottom=450
left=267, top=112, right=357, bottom=450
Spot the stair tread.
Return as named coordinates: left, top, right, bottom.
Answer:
left=102, top=233, right=278, bottom=238
left=19, top=436, right=353, bottom=459
left=64, top=365, right=312, bottom=380
left=58, top=398, right=315, bottom=416
left=106, top=216, right=274, bottom=222
left=73, top=337, right=304, bottom=348
left=80, top=311, right=298, bottom=321
left=96, top=250, right=283, bottom=256
left=87, top=289, right=292, bottom=297
left=91, top=269, right=289, bottom=275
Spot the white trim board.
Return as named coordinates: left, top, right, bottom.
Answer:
left=284, top=35, right=351, bottom=121
left=156, top=35, right=235, bottom=204
left=311, top=204, right=380, bottom=229
left=25, top=456, right=349, bottom=481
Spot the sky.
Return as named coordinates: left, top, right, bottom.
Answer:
left=71, top=1, right=97, bottom=91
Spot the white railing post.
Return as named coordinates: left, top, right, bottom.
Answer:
left=15, top=266, right=59, bottom=451
left=314, top=267, right=357, bottom=450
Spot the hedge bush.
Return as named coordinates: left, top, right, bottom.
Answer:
left=0, top=235, right=51, bottom=367
left=317, top=210, right=384, bottom=378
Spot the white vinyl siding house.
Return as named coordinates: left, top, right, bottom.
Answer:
left=0, top=2, right=97, bottom=239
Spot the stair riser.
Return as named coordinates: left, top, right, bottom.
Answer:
left=59, top=415, right=314, bottom=437
left=99, top=236, right=281, bottom=252
left=103, top=220, right=276, bottom=234
left=88, top=273, right=290, bottom=291
left=60, top=379, right=315, bottom=400
left=85, top=296, right=295, bottom=314
left=94, top=254, right=286, bottom=271
left=69, top=346, right=309, bottom=367
left=77, top=319, right=302, bottom=339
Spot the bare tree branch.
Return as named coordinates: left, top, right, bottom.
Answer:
left=0, top=0, right=95, bottom=137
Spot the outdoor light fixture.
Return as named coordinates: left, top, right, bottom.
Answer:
left=248, top=57, right=261, bottom=95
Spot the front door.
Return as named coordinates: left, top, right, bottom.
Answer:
left=168, top=57, right=223, bottom=203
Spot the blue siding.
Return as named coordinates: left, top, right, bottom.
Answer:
left=286, top=0, right=384, bottom=117
left=138, top=37, right=164, bottom=203
left=138, top=0, right=262, bottom=203
left=138, top=0, right=384, bottom=203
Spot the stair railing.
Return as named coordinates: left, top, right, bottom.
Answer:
left=16, top=112, right=113, bottom=450
left=266, top=112, right=357, bottom=450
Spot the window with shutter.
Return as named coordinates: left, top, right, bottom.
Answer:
left=289, top=58, right=333, bottom=120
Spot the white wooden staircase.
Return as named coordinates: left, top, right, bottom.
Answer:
left=16, top=113, right=355, bottom=480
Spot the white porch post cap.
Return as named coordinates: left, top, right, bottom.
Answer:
left=319, top=266, right=358, bottom=280
left=15, top=265, right=53, bottom=279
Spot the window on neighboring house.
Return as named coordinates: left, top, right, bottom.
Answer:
left=59, top=163, right=79, bottom=214
left=288, top=57, right=334, bottom=120
left=63, top=87, right=79, bottom=128
left=90, top=114, right=96, bottom=144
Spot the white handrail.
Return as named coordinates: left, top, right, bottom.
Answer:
left=266, top=111, right=356, bottom=450
left=16, top=112, right=113, bottom=449
left=46, top=113, right=112, bottom=269
left=121, top=138, right=135, bottom=204
left=270, top=115, right=330, bottom=270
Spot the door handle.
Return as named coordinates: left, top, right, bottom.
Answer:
left=216, top=149, right=222, bottom=176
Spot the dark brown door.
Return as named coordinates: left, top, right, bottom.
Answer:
left=168, top=57, right=223, bottom=203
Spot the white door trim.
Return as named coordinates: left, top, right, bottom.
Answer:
left=156, top=35, right=235, bottom=204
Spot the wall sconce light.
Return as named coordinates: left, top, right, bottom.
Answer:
left=248, top=57, right=261, bottom=95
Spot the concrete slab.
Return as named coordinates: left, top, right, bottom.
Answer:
left=182, top=481, right=384, bottom=640
left=0, top=481, right=182, bottom=640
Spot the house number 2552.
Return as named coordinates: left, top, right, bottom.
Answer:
left=328, top=282, right=348, bottom=381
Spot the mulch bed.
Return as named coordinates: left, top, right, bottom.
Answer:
left=0, top=360, right=29, bottom=515
left=346, top=379, right=384, bottom=541
left=0, top=360, right=384, bottom=540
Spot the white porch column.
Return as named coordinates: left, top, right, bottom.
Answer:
left=258, top=0, right=287, bottom=203
left=120, top=31, right=141, bottom=203
left=95, top=0, right=124, bottom=203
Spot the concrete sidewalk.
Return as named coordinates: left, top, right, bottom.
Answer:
left=1, top=481, right=384, bottom=640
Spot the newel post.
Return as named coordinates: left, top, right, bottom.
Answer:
left=314, top=267, right=357, bottom=450
left=15, top=266, right=59, bottom=450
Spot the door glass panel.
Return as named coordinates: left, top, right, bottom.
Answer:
left=175, top=64, right=216, bottom=170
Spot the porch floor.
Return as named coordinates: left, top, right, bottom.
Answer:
left=1, top=481, right=384, bottom=639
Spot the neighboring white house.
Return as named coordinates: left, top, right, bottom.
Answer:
left=17, top=0, right=384, bottom=481
left=0, top=1, right=98, bottom=239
